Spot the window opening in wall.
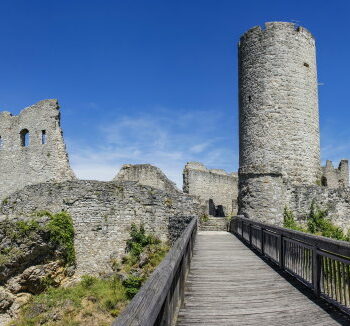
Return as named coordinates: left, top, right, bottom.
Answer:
left=304, top=62, right=310, bottom=68
left=41, top=130, right=47, bottom=144
left=321, top=176, right=327, bottom=187
left=248, top=95, right=252, bottom=102
left=20, top=129, right=30, bottom=147
left=0, top=136, right=2, bottom=148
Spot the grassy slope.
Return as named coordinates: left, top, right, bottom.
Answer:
left=9, top=224, right=169, bottom=326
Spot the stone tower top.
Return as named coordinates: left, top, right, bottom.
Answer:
left=239, top=22, right=314, bottom=45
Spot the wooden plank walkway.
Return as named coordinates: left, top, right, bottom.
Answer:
left=176, top=231, right=350, bottom=326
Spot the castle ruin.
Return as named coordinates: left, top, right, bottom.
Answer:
left=1, top=21, right=350, bottom=277
left=183, top=162, right=238, bottom=217
left=0, top=100, right=75, bottom=201
left=238, top=22, right=350, bottom=228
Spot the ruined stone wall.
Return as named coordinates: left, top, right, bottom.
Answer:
left=285, top=185, right=350, bottom=232
left=0, top=180, right=200, bottom=276
left=114, top=164, right=179, bottom=194
left=0, top=100, right=75, bottom=201
left=183, top=162, right=238, bottom=217
left=322, top=160, right=349, bottom=188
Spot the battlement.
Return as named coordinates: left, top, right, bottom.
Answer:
left=239, top=21, right=314, bottom=46
left=0, top=99, right=75, bottom=200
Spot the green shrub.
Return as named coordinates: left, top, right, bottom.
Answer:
left=122, top=275, right=144, bottom=299
left=126, top=224, right=160, bottom=258
left=200, top=214, right=209, bottom=223
left=46, top=211, right=75, bottom=266
left=81, top=275, right=97, bottom=288
left=283, top=201, right=349, bottom=241
left=283, top=207, right=306, bottom=232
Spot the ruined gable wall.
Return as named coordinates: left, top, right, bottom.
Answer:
left=183, top=162, right=238, bottom=216
left=322, top=160, right=349, bottom=188
left=0, top=180, right=200, bottom=276
left=114, top=164, right=179, bottom=194
left=0, top=100, right=75, bottom=201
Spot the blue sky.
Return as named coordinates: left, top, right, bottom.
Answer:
left=1, top=0, right=350, bottom=186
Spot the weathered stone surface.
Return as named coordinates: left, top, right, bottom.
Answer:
left=286, top=184, right=350, bottom=231
left=0, top=287, right=14, bottom=312
left=0, top=99, right=75, bottom=201
left=239, top=22, right=320, bottom=186
left=183, top=162, right=238, bottom=217
left=1, top=180, right=200, bottom=276
left=114, top=164, right=179, bottom=194
left=237, top=22, right=350, bottom=225
left=0, top=216, right=59, bottom=284
left=322, top=160, right=349, bottom=188
left=6, top=262, right=65, bottom=294
left=238, top=168, right=286, bottom=225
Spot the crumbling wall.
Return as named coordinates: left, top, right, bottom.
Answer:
left=322, top=160, right=349, bottom=188
left=183, top=162, right=238, bottom=216
left=0, top=100, right=75, bottom=201
left=0, top=180, right=200, bottom=276
left=285, top=184, right=350, bottom=232
left=114, top=164, right=179, bottom=194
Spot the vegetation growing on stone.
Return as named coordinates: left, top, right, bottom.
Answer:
left=45, top=211, right=75, bottom=266
left=200, top=213, right=209, bottom=223
left=9, top=223, right=169, bottom=325
left=283, top=201, right=350, bottom=241
left=0, top=211, right=75, bottom=270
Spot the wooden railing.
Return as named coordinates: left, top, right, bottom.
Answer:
left=231, top=216, right=350, bottom=315
left=112, top=218, right=197, bottom=326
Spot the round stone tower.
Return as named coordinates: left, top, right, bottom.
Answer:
left=238, top=22, right=321, bottom=223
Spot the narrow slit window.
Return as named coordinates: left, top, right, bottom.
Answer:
left=20, top=129, right=30, bottom=147
left=41, top=130, right=47, bottom=144
left=0, top=136, right=2, bottom=148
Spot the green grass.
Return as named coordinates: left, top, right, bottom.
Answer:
left=283, top=201, right=350, bottom=241
left=9, top=223, right=169, bottom=326
left=9, top=276, right=128, bottom=326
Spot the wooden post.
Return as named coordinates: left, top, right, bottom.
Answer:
left=312, top=246, right=321, bottom=296
left=279, top=235, right=284, bottom=269
left=249, top=223, right=252, bottom=245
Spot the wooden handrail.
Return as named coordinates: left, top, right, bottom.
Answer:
left=231, top=216, right=350, bottom=316
left=112, top=218, right=197, bottom=326
left=231, top=215, right=350, bottom=257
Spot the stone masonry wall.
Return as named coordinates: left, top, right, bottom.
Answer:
left=114, top=164, right=179, bottom=194
left=238, top=166, right=286, bottom=225
left=238, top=22, right=321, bottom=223
left=0, top=180, right=200, bottom=276
left=239, top=22, right=320, bottom=185
left=322, top=160, right=349, bottom=188
left=183, top=162, right=238, bottom=217
left=286, top=184, right=350, bottom=232
left=0, top=100, right=75, bottom=201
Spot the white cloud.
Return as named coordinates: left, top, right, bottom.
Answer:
left=67, top=107, right=237, bottom=187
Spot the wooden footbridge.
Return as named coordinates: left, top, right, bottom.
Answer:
left=114, top=217, right=350, bottom=325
